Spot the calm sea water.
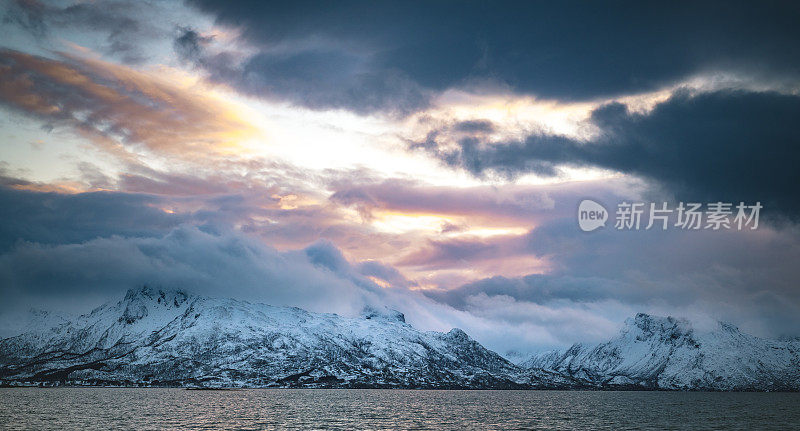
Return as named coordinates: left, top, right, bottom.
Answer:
left=1, top=388, right=798, bottom=430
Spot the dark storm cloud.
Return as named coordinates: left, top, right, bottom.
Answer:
left=0, top=185, right=393, bottom=321
left=0, top=186, right=186, bottom=252
left=430, top=90, right=800, bottom=219
left=196, top=47, right=429, bottom=115
left=0, top=226, right=388, bottom=322
left=186, top=0, right=800, bottom=113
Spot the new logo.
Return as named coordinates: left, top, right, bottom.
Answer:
left=578, top=199, right=608, bottom=232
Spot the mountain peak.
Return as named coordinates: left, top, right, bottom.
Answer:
left=718, top=321, right=741, bottom=333
left=360, top=305, right=405, bottom=323
left=123, top=285, right=191, bottom=307
left=628, top=313, right=690, bottom=334
left=445, top=328, right=470, bottom=342
left=525, top=312, right=800, bottom=391
left=0, top=290, right=521, bottom=389
left=119, top=286, right=192, bottom=324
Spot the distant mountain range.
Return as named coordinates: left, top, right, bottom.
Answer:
left=1, top=287, right=798, bottom=390
left=524, top=313, right=800, bottom=391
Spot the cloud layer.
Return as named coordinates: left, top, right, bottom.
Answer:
left=0, top=185, right=636, bottom=357
left=422, top=90, right=800, bottom=219
left=0, top=48, right=256, bottom=161
left=185, top=0, right=800, bottom=113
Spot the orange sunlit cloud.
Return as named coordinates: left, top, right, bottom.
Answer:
left=0, top=48, right=260, bottom=162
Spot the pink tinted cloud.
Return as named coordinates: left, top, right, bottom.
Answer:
left=0, top=48, right=257, bottom=161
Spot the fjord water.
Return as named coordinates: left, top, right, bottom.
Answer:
left=1, top=388, right=798, bottom=430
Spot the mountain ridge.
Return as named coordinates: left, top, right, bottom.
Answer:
left=523, top=313, right=800, bottom=391
left=1, top=288, right=798, bottom=390
left=0, top=286, right=546, bottom=389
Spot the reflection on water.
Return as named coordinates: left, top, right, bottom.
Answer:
left=1, top=388, right=798, bottom=430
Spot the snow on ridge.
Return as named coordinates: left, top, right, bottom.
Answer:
left=0, top=287, right=530, bottom=389
left=524, top=312, right=800, bottom=391
left=3, top=291, right=797, bottom=390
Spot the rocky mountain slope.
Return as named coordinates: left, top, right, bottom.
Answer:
left=0, top=286, right=550, bottom=388
left=523, top=313, right=800, bottom=391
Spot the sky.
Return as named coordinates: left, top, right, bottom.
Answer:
left=1, top=0, right=799, bottom=360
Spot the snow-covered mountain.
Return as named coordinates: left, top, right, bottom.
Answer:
left=0, top=286, right=548, bottom=389
left=3, top=291, right=797, bottom=390
left=523, top=313, right=800, bottom=391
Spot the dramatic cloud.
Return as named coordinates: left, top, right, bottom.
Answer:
left=0, top=49, right=258, bottom=160
left=426, top=215, right=800, bottom=340
left=0, top=184, right=628, bottom=355
left=0, top=186, right=185, bottom=252
left=2, top=167, right=800, bottom=355
left=186, top=0, right=800, bottom=113
left=0, top=226, right=385, bottom=331
left=0, top=185, right=385, bottom=323
left=327, top=176, right=644, bottom=285
left=425, top=90, right=800, bottom=219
